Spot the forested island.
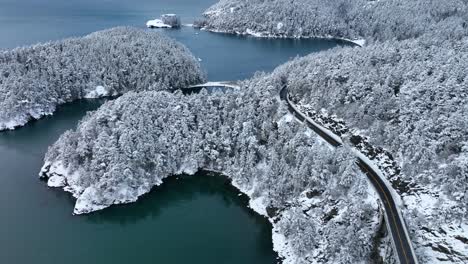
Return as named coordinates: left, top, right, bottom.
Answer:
left=0, top=0, right=462, bottom=263
left=0, top=27, right=204, bottom=131
left=197, top=0, right=467, bottom=43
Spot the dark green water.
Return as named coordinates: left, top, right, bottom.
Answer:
left=0, top=0, right=345, bottom=263
left=0, top=101, right=276, bottom=263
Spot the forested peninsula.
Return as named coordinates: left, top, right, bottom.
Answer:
left=0, top=27, right=205, bottom=131
left=41, top=79, right=379, bottom=264
left=277, top=36, right=468, bottom=264
left=36, top=0, right=468, bottom=263
left=195, top=1, right=468, bottom=262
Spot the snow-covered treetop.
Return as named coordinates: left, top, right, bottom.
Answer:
left=198, top=0, right=468, bottom=42
left=0, top=27, right=205, bottom=131
left=42, top=74, right=375, bottom=262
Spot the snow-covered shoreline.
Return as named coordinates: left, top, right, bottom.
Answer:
left=40, top=155, right=381, bottom=264
left=39, top=161, right=296, bottom=261
left=40, top=161, right=160, bottom=214
left=0, top=86, right=110, bottom=132
left=0, top=119, right=30, bottom=131
left=147, top=14, right=181, bottom=29
left=146, top=19, right=172, bottom=28
left=0, top=110, right=54, bottom=131
left=38, top=84, right=385, bottom=263
left=198, top=27, right=365, bottom=47
left=0, top=27, right=205, bottom=132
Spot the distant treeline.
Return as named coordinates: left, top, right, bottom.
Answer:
left=198, top=0, right=468, bottom=42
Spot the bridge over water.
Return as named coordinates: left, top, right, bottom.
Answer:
left=183, top=81, right=240, bottom=94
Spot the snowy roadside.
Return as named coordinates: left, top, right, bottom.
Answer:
left=294, top=102, right=468, bottom=263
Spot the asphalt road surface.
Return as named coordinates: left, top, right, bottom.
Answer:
left=280, top=86, right=418, bottom=264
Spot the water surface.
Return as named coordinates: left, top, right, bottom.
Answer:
left=0, top=0, right=342, bottom=80
left=0, top=0, right=346, bottom=263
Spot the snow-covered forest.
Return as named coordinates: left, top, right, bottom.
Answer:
left=0, top=27, right=205, bottom=131
left=41, top=78, right=381, bottom=263
left=198, top=0, right=468, bottom=42
left=33, top=0, right=468, bottom=263
left=193, top=0, right=468, bottom=262
left=280, top=36, right=468, bottom=262
left=281, top=32, right=468, bottom=217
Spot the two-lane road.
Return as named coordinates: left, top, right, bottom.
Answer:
left=280, top=86, right=418, bottom=264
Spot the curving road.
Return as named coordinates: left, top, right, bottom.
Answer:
left=280, top=86, right=418, bottom=264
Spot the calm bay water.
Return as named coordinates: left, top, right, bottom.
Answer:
left=0, top=0, right=344, bottom=263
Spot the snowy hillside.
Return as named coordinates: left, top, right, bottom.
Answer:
left=41, top=78, right=385, bottom=263
left=197, top=0, right=468, bottom=43
left=275, top=33, right=468, bottom=264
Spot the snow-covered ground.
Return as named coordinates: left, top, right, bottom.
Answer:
left=1, top=86, right=109, bottom=132
left=294, top=102, right=468, bottom=263
left=40, top=159, right=303, bottom=261
left=404, top=192, right=468, bottom=263
left=84, top=86, right=111, bottom=99
left=0, top=119, right=25, bottom=131
left=231, top=171, right=380, bottom=264
left=40, top=161, right=158, bottom=214
left=39, top=130, right=381, bottom=264
left=1, top=86, right=111, bottom=131
left=0, top=27, right=205, bottom=132
left=0, top=109, right=54, bottom=131
left=147, top=14, right=181, bottom=28
left=199, top=7, right=365, bottom=47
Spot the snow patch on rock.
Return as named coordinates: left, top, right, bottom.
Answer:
left=277, top=22, right=284, bottom=31
left=245, top=28, right=263, bottom=37
left=1, top=108, right=55, bottom=131
left=74, top=187, right=109, bottom=214
left=146, top=19, right=172, bottom=28
left=403, top=190, right=468, bottom=263
left=176, top=161, right=199, bottom=175
left=47, top=175, right=66, bottom=188
left=84, top=86, right=110, bottom=99
left=0, top=119, right=23, bottom=131
left=229, top=177, right=295, bottom=263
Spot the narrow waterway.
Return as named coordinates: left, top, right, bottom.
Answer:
left=0, top=0, right=347, bottom=263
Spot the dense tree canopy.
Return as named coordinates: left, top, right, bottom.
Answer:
left=280, top=34, right=468, bottom=222
left=199, top=0, right=468, bottom=42
left=35, top=1, right=468, bottom=263
left=42, top=77, right=376, bottom=263
left=0, top=27, right=205, bottom=130
left=271, top=23, right=468, bottom=263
